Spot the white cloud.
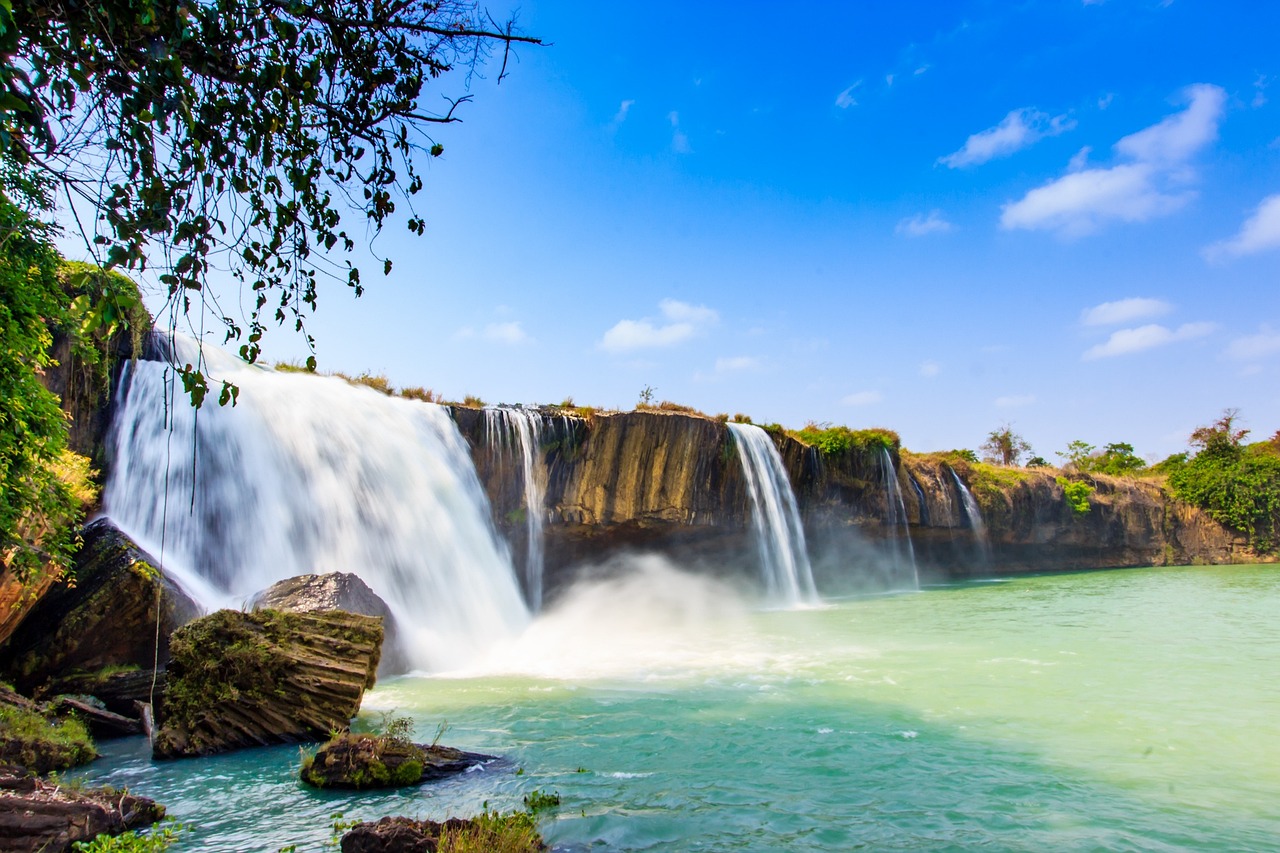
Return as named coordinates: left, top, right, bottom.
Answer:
left=1226, top=328, right=1280, bottom=361
left=714, top=356, right=759, bottom=373
left=842, top=390, right=883, bottom=406
left=455, top=322, right=533, bottom=344
left=1254, top=74, right=1270, bottom=108
left=919, top=360, right=941, bottom=378
left=896, top=210, right=953, bottom=237
left=1002, top=84, right=1226, bottom=236
left=1203, top=193, right=1280, bottom=261
left=835, top=81, right=861, bottom=109
left=995, top=394, right=1036, bottom=408
left=1068, top=146, right=1092, bottom=172
left=599, top=299, right=719, bottom=353
left=1098, top=93, right=1115, bottom=110
left=1082, top=321, right=1216, bottom=360
left=939, top=108, right=1075, bottom=169
left=1113, top=83, right=1225, bottom=165
left=667, top=111, right=690, bottom=153
left=1081, top=297, right=1172, bottom=326
left=611, top=99, right=635, bottom=126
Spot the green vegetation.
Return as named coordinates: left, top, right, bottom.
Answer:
left=1167, top=410, right=1280, bottom=552
left=438, top=807, right=543, bottom=853
left=462, top=395, right=486, bottom=408
left=730, top=413, right=752, bottom=424
left=72, top=822, right=184, bottom=852
left=0, top=694, right=97, bottom=772
left=1058, top=440, right=1147, bottom=476
left=793, top=423, right=900, bottom=456
left=1056, top=477, right=1095, bottom=515
left=522, top=789, right=561, bottom=813
left=400, top=387, right=443, bottom=403
left=638, top=385, right=656, bottom=407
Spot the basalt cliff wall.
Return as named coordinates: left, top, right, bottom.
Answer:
left=451, top=408, right=1260, bottom=596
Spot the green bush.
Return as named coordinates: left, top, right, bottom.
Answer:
left=1056, top=477, right=1095, bottom=515
left=1169, top=443, right=1280, bottom=552
left=794, top=423, right=899, bottom=456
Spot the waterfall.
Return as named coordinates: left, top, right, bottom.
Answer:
left=727, top=423, right=818, bottom=606
left=948, top=467, right=992, bottom=566
left=103, top=333, right=531, bottom=672
left=483, top=407, right=548, bottom=612
left=879, top=448, right=920, bottom=589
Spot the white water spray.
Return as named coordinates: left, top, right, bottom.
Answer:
left=483, top=407, right=549, bottom=611
left=104, top=334, right=530, bottom=672
left=727, top=423, right=818, bottom=606
left=879, top=448, right=920, bottom=589
left=948, top=467, right=992, bottom=565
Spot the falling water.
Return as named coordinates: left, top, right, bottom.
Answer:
left=727, top=423, right=818, bottom=606
left=104, top=333, right=531, bottom=672
left=879, top=448, right=920, bottom=589
left=948, top=467, right=992, bottom=565
left=483, top=407, right=548, bottom=611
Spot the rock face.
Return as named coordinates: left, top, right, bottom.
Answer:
left=0, top=518, right=202, bottom=693
left=152, top=609, right=382, bottom=759
left=451, top=408, right=1265, bottom=588
left=250, top=573, right=405, bottom=674
left=300, top=733, right=493, bottom=789
left=0, top=765, right=164, bottom=853
left=340, top=815, right=544, bottom=853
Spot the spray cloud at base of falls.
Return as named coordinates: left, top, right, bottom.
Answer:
left=727, top=422, right=818, bottom=606
left=103, top=333, right=530, bottom=672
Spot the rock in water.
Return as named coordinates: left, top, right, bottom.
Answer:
left=0, top=765, right=164, bottom=853
left=0, top=518, right=201, bottom=692
left=152, top=609, right=382, bottom=759
left=300, top=733, right=494, bottom=789
left=250, top=573, right=406, bottom=674
left=340, top=815, right=545, bottom=853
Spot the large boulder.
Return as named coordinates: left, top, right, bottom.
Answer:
left=0, top=518, right=202, bottom=693
left=152, top=609, right=382, bottom=759
left=250, top=573, right=406, bottom=674
left=301, top=733, right=494, bottom=790
left=0, top=685, right=97, bottom=774
left=341, top=815, right=544, bottom=853
left=0, top=765, right=164, bottom=853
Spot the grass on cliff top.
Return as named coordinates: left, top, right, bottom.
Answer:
left=792, top=423, right=900, bottom=456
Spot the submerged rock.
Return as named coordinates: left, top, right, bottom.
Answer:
left=301, top=733, right=494, bottom=790
left=152, top=609, right=382, bottom=759
left=0, top=518, right=202, bottom=693
left=340, top=814, right=544, bottom=853
left=0, top=764, right=164, bottom=853
left=250, top=572, right=406, bottom=674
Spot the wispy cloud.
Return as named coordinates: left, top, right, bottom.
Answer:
left=1002, top=84, right=1225, bottom=236
left=610, top=99, right=635, bottom=128
left=454, top=321, right=533, bottom=345
left=835, top=81, right=861, bottom=109
left=939, top=108, right=1075, bottom=169
left=1081, top=297, right=1172, bottom=326
left=1225, top=327, right=1280, bottom=362
left=1203, top=193, right=1280, bottom=261
left=919, top=360, right=941, bottom=378
left=1254, top=74, right=1270, bottom=108
left=895, top=210, right=953, bottom=237
left=668, top=111, right=690, bottom=153
left=995, top=394, right=1036, bottom=408
left=842, top=390, right=883, bottom=406
left=714, top=356, right=759, bottom=373
left=1082, top=322, right=1216, bottom=360
left=599, top=299, right=719, bottom=352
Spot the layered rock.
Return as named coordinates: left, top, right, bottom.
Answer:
left=340, top=814, right=544, bottom=853
left=0, top=765, right=163, bottom=853
left=300, top=733, right=493, bottom=789
left=152, top=609, right=382, bottom=759
left=250, top=573, right=404, bottom=674
left=0, top=518, right=201, bottom=693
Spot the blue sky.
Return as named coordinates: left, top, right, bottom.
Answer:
left=128, top=1, right=1280, bottom=460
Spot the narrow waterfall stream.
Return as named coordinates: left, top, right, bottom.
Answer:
left=727, top=423, right=818, bottom=606
left=103, top=334, right=530, bottom=672
left=948, top=466, right=992, bottom=567
left=879, top=447, right=920, bottom=589
left=483, top=407, right=549, bottom=611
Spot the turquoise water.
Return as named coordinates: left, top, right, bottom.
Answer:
left=77, top=563, right=1280, bottom=851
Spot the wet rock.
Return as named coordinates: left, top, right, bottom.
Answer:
left=152, top=609, right=382, bottom=759
left=37, top=668, right=163, bottom=719
left=0, top=764, right=164, bottom=853
left=301, top=733, right=494, bottom=790
left=0, top=518, right=202, bottom=693
left=250, top=572, right=405, bottom=674
left=340, top=814, right=544, bottom=853
left=51, top=696, right=142, bottom=739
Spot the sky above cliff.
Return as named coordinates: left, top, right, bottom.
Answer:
left=135, top=1, right=1280, bottom=460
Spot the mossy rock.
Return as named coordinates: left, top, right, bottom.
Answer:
left=0, top=683, right=97, bottom=774
left=300, top=732, right=494, bottom=790
left=340, top=812, right=544, bottom=853
left=153, top=608, right=382, bottom=759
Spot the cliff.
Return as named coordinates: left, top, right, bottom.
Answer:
left=451, top=407, right=1262, bottom=594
